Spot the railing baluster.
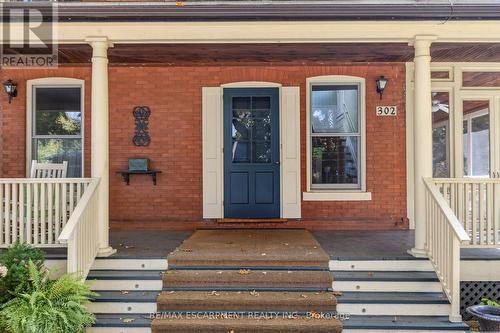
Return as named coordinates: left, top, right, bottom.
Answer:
left=11, top=183, right=18, bottom=245
left=0, top=178, right=93, bottom=248
left=4, top=184, right=10, bottom=246
left=26, top=183, right=32, bottom=244
left=0, top=184, right=3, bottom=245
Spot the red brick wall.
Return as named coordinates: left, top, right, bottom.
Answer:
left=0, top=68, right=92, bottom=178
left=1, top=64, right=407, bottom=229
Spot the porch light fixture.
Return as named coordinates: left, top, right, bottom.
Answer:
left=376, top=76, right=388, bottom=100
left=3, top=79, right=17, bottom=104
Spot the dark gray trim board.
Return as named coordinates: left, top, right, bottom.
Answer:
left=4, top=2, right=500, bottom=22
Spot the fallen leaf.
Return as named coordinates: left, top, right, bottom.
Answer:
left=309, top=311, right=321, bottom=319
left=301, top=294, right=308, bottom=298
left=367, top=272, right=374, bottom=277
left=250, top=290, right=259, bottom=296
left=122, top=318, right=135, bottom=323
left=175, top=1, right=184, bottom=6
left=121, top=290, right=129, bottom=294
left=333, top=291, right=343, bottom=296
left=238, top=269, right=251, bottom=275
left=211, top=291, right=220, bottom=296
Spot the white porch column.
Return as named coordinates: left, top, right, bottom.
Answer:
left=87, top=37, right=115, bottom=256
left=409, top=35, right=436, bottom=258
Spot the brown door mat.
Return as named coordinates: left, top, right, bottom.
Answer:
left=162, top=269, right=332, bottom=290
left=151, top=316, right=342, bottom=333
left=217, top=218, right=289, bottom=223
left=156, top=290, right=337, bottom=312
left=167, top=229, right=330, bottom=269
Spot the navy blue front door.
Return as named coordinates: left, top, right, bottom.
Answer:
left=223, top=88, right=280, bottom=218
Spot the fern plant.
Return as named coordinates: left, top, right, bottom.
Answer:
left=0, top=242, right=45, bottom=304
left=0, top=261, right=97, bottom=333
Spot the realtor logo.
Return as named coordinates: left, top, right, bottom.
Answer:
left=0, top=3, right=58, bottom=67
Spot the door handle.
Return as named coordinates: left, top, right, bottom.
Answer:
left=275, top=161, right=280, bottom=165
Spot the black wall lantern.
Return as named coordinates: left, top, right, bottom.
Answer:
left=376, top=76, right=388, bottom=100
left=3, top=79, right=17, bottom=104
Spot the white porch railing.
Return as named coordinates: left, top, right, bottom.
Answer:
left=424, top=178, right=471, bottom=322
left=433, top=178, right=500, bottom=247
left=0, top=178, right=92, bottom=248
left=58, top=177, right=100, bottom=278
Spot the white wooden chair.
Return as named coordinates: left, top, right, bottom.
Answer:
left=30, top=160, right=68, bottom=178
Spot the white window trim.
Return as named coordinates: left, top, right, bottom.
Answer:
left=26, top=77, right=85, bottom=177
left=304, top=75, right=369, bottom=201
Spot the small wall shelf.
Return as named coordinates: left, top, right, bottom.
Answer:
left=117, top=170, right=162, bottom=185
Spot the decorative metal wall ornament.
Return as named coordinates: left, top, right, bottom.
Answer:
left=132, top=106, right=151, bottom=146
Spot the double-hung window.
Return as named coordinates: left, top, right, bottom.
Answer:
left=307, top=76, right=366, bottom=195
left=30, top=84, right=83, bottom=177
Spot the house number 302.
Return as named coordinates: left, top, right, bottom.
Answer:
left=376, top=106, right=397, bottom=116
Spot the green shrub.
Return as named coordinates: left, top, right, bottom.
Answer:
left=0, top=261, right=97, bottom=333
left=0, top=243, right=45, bottom=304
left=481, top=298, right=500, bottom=307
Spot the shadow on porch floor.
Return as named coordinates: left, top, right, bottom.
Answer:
left=7, top=229, right=500, bottom=260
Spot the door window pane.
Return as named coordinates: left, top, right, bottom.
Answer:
left=463, top=100, right=490, bottom=177
left=432, top=92, right=450, bottom=177
left=231, top=96, right=272, bottom=164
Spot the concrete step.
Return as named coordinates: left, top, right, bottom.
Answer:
left=332, top=271, right=443, bottom=292
left=157, top=290, right=336, bottom=312
left=336, top=292, right=451, bottom=316
left=163, top=269, right=332, bottom=291
left=92, top=259, right=169, bottom=271
left=150, top=316, right=342, bottom=333
left=87, top=270, right=163, bottom=291
left=89, top=291, right=159, bottom=314
left=90, top=314, right=469, bottom=332
left=329, top=259, right=434, bottom=272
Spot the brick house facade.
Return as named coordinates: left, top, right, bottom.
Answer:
left=0, top=63, right=407, bottom=229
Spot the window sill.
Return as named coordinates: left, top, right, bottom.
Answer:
left=302, top=191, right=372, bottom=201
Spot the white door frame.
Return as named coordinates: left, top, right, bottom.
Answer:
left=202, top=82, right=301, bottom=219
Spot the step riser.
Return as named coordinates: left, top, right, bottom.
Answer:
left=337, top=303, right=451, bottom=316
left=329, top=260, right=434, bottom=272
left=88, top=328, right=151, bottom=333
left=92, top=260, right=168, bottom=271
left=88, top=303, right=157, bottom=314
left=344, top=330, right=467, bottom=333
left=90, top=302, right=450, bottom=317
left=87, top=327, right=467, bottom=333
left=90, top=280, right=162, bottom=291
left=163, top=271, right=332, bottom=290
left=333, top=281, right=443, bottom=293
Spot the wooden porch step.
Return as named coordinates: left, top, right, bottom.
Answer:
left=151, top=316, right=342, bottom=333
left=162, top=269, right=332, bottom=290
left=157, top=290, right=337, bottom=312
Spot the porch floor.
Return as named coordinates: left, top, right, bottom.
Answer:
left=27, top=229, right=500, bottom=260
